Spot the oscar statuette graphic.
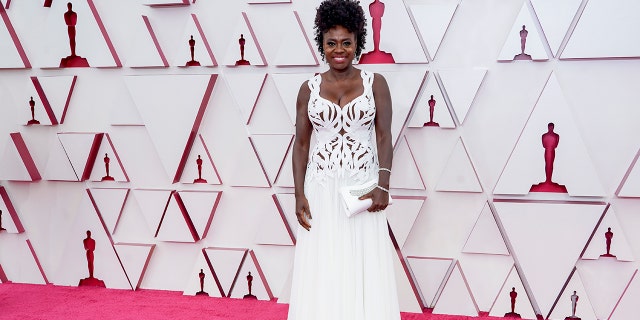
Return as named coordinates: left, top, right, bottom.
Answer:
left=186, top=35, right=201, bottom=67
left=513, top=25, right=532, bottom=60
left=600, top=227, right=616, bottom=258
left=27, top=97, right=40, bottom=125
left=0, top=209, right=6, bottom=232
left=235, top=34, right=250, bottom=66
left=193, top=155, right=207, bottom=183
left=358, top=0, right=395, bottom=64
left=78, top=230, right=106, bottom=287
left=59, top=2, right=90, bottom=67
left=101, top=153, right=115, bottom=181
left=504, top=287, right=521, bottom=318
left=195, top=268, right=208, bottom=296
left=424, top=95, right=439, bottom=127
left=530, top=123, right=568, bottom=193
left=243, top=271, right=256, bottom=299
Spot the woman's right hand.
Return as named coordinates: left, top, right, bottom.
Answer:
left=295, top=196, right=312, bottom=231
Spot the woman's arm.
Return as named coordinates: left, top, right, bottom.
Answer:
left=360, top=73, right=393, bottom=212
left=293, top=81, right=313, bottom=230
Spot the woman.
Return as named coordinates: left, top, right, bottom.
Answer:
left=288, top=0, right=399, bottom=319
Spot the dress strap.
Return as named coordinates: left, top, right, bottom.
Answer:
left=361, top=70, right=374, bottom=96
left=307, top=74, right=322, bottom=96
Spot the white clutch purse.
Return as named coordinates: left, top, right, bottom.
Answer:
left=340, top=179, right=393, bottom=217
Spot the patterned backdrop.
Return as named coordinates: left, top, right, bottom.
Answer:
left=1, top=0, right=640, bottom=319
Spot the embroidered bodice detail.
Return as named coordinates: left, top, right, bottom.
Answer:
left=306, top=70, right=378, bottom=182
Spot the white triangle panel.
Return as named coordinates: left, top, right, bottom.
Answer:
left=222, top=13, right=266, bottom=66
left=436, top=139, right=482, bottom=192
left=530, top=0, right=582, bottom=56
left=43, top=136, right=78, bottom=181
left=273, top=11, right=318, bottom=66
left=406, top=257, right=453, bottom=308
left=271, top=73, right=315, bottom=125
left=617, top=150, right=640, bottom=197
left=576, top=259, right=636, bottom=320
left=54, top=195, right=130, bottom=289
left=172, top=14, right=216, bottom=67
left=229, top=252, right=272, bottom=300
left=562, top=0, right=640, bottom=59
left=254, top=195, right=294, bottom=246
left=248, top=76, right=295, bottom=134
left=274, top=142, right=294, bottom=187
left=393, top=252, right=423, bottom=313
left=438, top=68, right=487, bottom=124
left=379, top=70, right=427, bottom=145
left=389, top=136, right=425, bottom=190
left=110, top=79, right=144, bottom=125
left=88, top=188, right=129, bottom=234
left=489, top=265, right=537, bottom=319
left=156, top=193, right=198, bottom=243
left=89, top=135, right=128, bottom=182
left=252, top=245, right=295, bottom=299
left=276, top=268, right=293, bottom=303
left=0, top=5, right=28, bottom=68
left=183, top=252, right=222, bottom=297
left=274, top=193, right=297, bottom=235
left=459, top=254, right=514, bottom=312
left=497, top=3, right=549, bottom=61
left=132, top=189, right=173, bottom=238
left=609, top=270, right=640, bottom=320
left=494, top=73, right=606, bottom=197
left=58, top=132, right=101, bottom=181
left=409, top=3, right=458, bottom=60
left=37, top=1, right=118, bottom=67
left=125, top=16, right=167, bottom=68
left=114, top=243, right=155, bottom=290
left=0, top=134, right=32, bottom=181
left=32, top=75, right=76, bottom=125
left=0, top=238, right=46, bottom=284
left=432, top=262, right=479, bottom=316
left=179, top=135, right=222, bottom=185
left=463, top=203, right=509, bottom=255
left=224, top=72, right=267, bottom=125
left=250, top=135, right=293, bottom=185
left=178, top=191, right=222, bottom=240
left=494, top=201, right=604, bottom=316
left=124, top=74, right=216, bottom=182
left=204, top=247, right=247, bottom=296
left=548, top=272, right=597, bottom=320
left=229, top=137, right=270, bottom=187
left=407, top=74, right=454, bottom=128
left=582, top=208, right=634, bottom=261
left=358, top=0, right=427, bottom=64
left=386, top=197, right=424, bottom=249
left=0, top=187, right=23, bottom=234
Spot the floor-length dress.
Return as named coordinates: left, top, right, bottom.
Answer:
left=287, top=70, right=400, bottom=320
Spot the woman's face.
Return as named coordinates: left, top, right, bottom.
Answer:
left=323, top=25, right=356, bottom=70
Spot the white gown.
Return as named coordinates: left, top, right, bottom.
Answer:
left=287, top=70, right=400, bottom=320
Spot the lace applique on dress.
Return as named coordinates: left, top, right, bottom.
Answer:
left=306, top=70, right=378, bottom=183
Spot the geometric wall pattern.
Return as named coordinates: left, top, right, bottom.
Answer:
left=1, top=1, right=640, bottom=319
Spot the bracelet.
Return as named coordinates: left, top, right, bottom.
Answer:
left=379, top=167, right=392, bottom=173
left=376, top=185, right=389, bottom=193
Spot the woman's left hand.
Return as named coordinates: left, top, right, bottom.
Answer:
left=359, top=187, right=389, bottom=212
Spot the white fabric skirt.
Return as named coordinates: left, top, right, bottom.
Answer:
left=287, top=175, right=400, bottom=320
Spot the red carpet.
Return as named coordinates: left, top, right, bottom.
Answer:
left=0, top=283, right=519, bottom=320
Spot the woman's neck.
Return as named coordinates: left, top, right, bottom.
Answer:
left=326, top=66, right=358, bottom=81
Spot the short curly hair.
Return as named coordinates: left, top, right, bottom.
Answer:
left=314, top=0, right=367, bottom=60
